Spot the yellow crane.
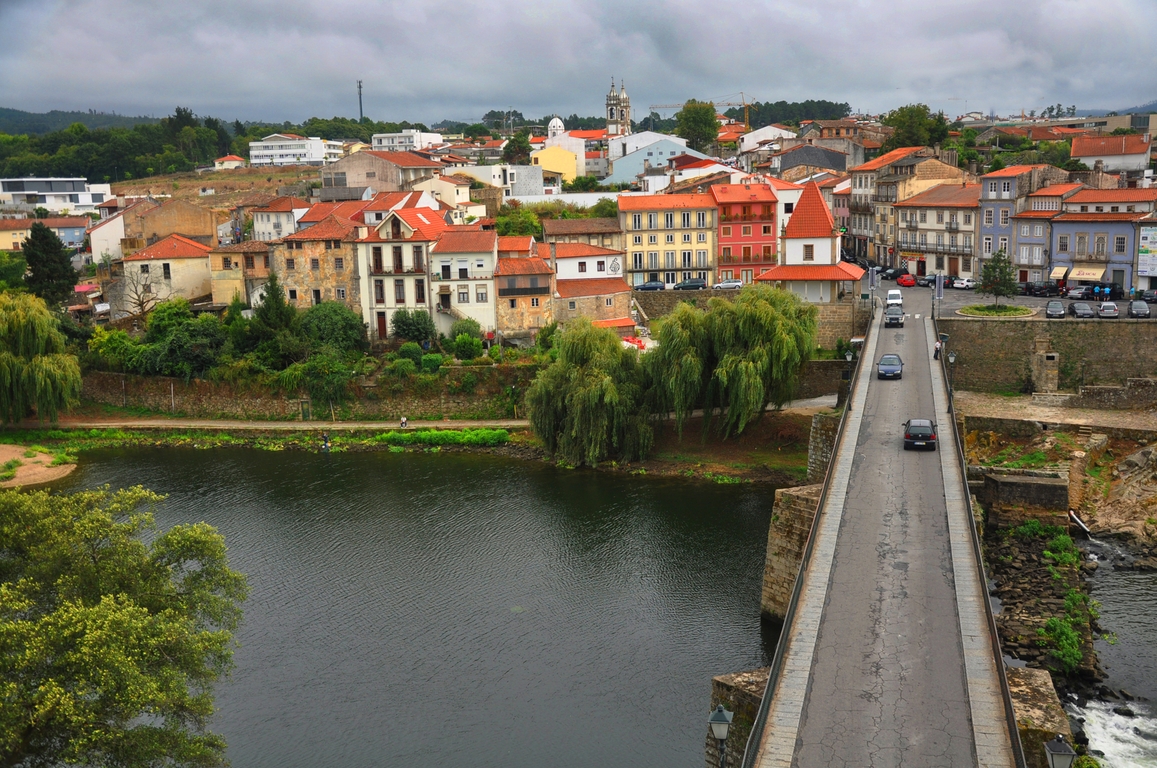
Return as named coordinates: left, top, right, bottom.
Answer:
left=648, top=93, right=752, bottom=131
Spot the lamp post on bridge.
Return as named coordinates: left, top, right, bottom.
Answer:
left=707, top=704, right=733, bottom=768
left=1043, top=733, right=1076, bottom=768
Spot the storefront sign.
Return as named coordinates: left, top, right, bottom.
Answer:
left=1139, top=227, right=1157, bottom=276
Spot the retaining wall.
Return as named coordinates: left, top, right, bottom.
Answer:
left=706, top=668, right=769, bottom=768
left=760, top=484, right=822, bottom=620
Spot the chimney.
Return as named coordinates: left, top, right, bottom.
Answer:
left=549, top=241, right=557, bottom=274
left=1094, top=159, right=1104, bottom=173
left=1144, top=133, right=1151, bottom=144
left=969, top=160, right=978, bottom=175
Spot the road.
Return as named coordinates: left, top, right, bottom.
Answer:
left=790, top=287, right=978, bottom=766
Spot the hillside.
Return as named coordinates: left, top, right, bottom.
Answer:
left=0, top=106, right=160, bottom=135
left=1118, top=99, right=1157, bottom=114
left=111, top=165, right=318, bottom=209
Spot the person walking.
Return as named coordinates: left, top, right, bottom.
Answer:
left=934, top=340, right=942, bottom=360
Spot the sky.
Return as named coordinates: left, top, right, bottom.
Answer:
left=1, top=0, right=1155, bottom=126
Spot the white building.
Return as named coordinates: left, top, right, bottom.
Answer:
left=739, top=124, right=797, bottom=153
left=1070, top=134, right=1152, bottom=174
left=248, top=133, right=343, bottom=166
left=0, top=177, right=111, bottom=214
left=608, top=131, right=686, bottom=162
left=371, top=129, right=444, bottom=153
left=430, top=229, right=498, bottom=337
left=251, top=196, right=311, bottom=241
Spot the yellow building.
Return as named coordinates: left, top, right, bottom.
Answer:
left=531, top=145, right=579, bottom=183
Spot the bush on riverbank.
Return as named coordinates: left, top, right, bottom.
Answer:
left=366, top=428, right=510, bottom=447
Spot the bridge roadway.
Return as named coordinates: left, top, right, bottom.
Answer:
left=752, top=289, right=1016, bottom=768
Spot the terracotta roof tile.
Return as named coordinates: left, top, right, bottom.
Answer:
left=395, top=208, right=450, bottom=240
left=497, top=236, right=534, bottom=253
left=782, top=182, right=834, bottom=238
left=1011, top=210, right=1062, bottom=219
left=555, top=277, right=630, bottom=297
left=212, top=241, right=271, bottom=252
left=254, top=195, right=310, bottom=213
left=1071, top=134, right=1152, bottom=158
left=216, top=154, right=246, bottom=162
left=434, top=230, right=497, bottom=253
left=283, top=214, right=359, bottom=241
left=1053, top=212, right=1151, bottom=222
left=593, top=317, right=637, bottom=328
left=0, top=219, right=34, bottom=232
left=122, top=234, right=212, bottom=261
left=755, top=262, right=865, bottom=281
left=709, top=183, right=778, bottom=204
left=981, top=164, right=1055, bottom=178
left=299, top=200, right=372, bottom=224
left=495, top=257, right=553, bottom=276
left=1067, top=188, right=1157, bottom=203
left=568, top=129, right=608, bottom=140
left=616, top=193, right=716, bottom=211
left=535, top=243, right=623, bottom=259
left=541, top=217, right=621, bottom=235
left=849, top=146, right=923, bottom=172
left=33, top=216, right=90, bottom=228
left=362, top=150, right=444, bottom=168
left=893, top=184, right=980, bottom=208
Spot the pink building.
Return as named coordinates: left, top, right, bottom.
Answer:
left=711, top=183, right=778, bottom=284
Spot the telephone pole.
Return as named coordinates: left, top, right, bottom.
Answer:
left=357, top=80, right=363, bottom=122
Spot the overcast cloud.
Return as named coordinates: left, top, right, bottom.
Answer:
left=1, top=0, right=1155, bottom=125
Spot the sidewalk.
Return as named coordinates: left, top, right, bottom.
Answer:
left=954, top=391, right=1157, bottom=431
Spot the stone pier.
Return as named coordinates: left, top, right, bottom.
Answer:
left=759, top=484, right=822, bottom=620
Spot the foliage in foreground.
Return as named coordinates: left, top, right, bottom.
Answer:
left=0, top=486, right=248, bottom=768
left=0, top=292, right=81, bottom=424
left=526, top=319, right=652, bottom=467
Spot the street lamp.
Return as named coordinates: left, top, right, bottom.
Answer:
left=845, top=349, right=854, bottom=363
left=1043, top=733, right=1077, bottom=768
left=947, top=350, right=957, bottom=395
left=707, top=704, right=733, bottom=768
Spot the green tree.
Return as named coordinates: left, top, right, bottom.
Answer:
left=0, top=292, right=81, bottom=424
left=645, top=285, right=818, bottom=437
left=881, top=104, right=949, bottom=151
left=252, top=271, right=296, bottom=337
left=588, top=198, right=618, bottom=219
left=978, top=249, right=1018, bottom=307
left=390, top=308, right=437, bottom=341
left=563, top=175, right=601, bottom=192
left=300, top=301, right=367, bottom=353
left=496, top=206, right=542, bottom=237
left=0, top=250, right=27, bottom=290
left=398, top=341, right=423, bottom=364
left=526, top=319, right=652, bottom=466
left=22, top=222, right=78, bottom=307
left=454, top=333, right=483, bottom=360
left=502, top=131, right=532, bottom=164
left=674, top=100, right=718, bottom=152
left=450, top=316, right=482, bottom=339
left=0, top=486, right=247, bottom=768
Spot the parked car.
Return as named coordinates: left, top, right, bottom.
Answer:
left=1030, top=281, right=1061, bottom=297
left=1068, top=301, right=1095, bottom=318
left=672, top=278, right=707, bottom=290
left=877, top=354, right=903, bottom=379
left=1016, top=281, right=1032, bottom=295
left=712, top=278, right=743, bottom=290
left=1141, top=289, right=1157, bottom=304
left=896, top=273, right=916, bottom=287
left=1128, top=300, right=1151, bottom=318
left=902, top=419, right=938, bottom=451
left=1067, top=286, right=1092, bottom=300
left=953, top=277, right=977, bottom=289
left=885, top=289, right=903, bottom=307
left=916, top=275, right=935, bottom=287
left=884, top=305, right=905, bottom=327
left=635, top=280, right=665, bottom=291
left=1045, top=300, right=1066, bottom=319
left=1097, top=301, right=1120, bottom=319
left=881, top=267, right=909, bottom=281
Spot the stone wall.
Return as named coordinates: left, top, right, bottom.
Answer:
left=1068, top=434, right=1108, bottom=513
left=939, top=317, right=1157, bottom=393
left=963, top=414, right=1157, bottom=444
left=1007, top=661, right=1072, bottom=768
left=761, top=484, right=822, bottom=620
left=979, top=472, right=1070, bottom=528
left=806, top=412, right=840, bottom=483
left=706, top=668, right=768, bottom=768
left=81, top=365, right=538, bottom=421
left=1068, top=378, right=1157, bottom=410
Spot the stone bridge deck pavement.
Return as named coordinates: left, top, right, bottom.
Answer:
left=754, top=291, right=1014, bottom=768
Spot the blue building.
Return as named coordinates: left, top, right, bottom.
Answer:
left=1011, top=183, right=1083, bottom=284
left=978, top=165, right=1069, bottom=269
left=602, top=140, right=709, bottom=186
left=1048, top=189, right=1157, bottom=291
left=40, top=216, right=90, bottom=250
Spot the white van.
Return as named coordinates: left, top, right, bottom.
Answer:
left=885, top=289, right=903, bottom=307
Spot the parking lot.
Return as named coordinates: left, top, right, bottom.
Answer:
left=872, top=279, right=1154, bottom=318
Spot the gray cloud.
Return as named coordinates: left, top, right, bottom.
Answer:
left=1, top=0, right=1154, bottom=125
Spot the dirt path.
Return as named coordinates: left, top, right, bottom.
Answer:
left=0, top=445, right=76, bottom=487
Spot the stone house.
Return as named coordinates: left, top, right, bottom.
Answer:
left=539, top=242, right=632, bottom=332
left=763, top=144, right=848, bottom=182
left=541, top=217, right=623, bottom=252
left=893, top=183, right=980, bottom=280
left=318, top=151, right=444, bottom=199
left=122, top=199, right=221, bottom=251
left=272, top=215, right=361, bottom=312
left=209, top=241, right=271, bottom=306
left=103, top=234, right=213, bottom=318
left=495, top=254, right=554, bottom=342
left=430, top=229, right=498, bottom=337
left=87, top=199, right=160, bottom=262
left=357, top=207, right=448, bottom=341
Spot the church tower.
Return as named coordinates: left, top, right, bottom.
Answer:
left=606, top=77, right=631, bottom=137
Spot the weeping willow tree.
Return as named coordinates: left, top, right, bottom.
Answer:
left=646, top=284, right=818, bottom=438
left=0, top=292, right=82, bottom=425
left=526, top=318, right=652, bottom=466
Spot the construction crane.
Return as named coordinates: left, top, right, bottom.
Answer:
left=648, top=93, right=752, bottom=131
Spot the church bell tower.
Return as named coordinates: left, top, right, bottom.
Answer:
left=606, top=77, right=631, bottom=137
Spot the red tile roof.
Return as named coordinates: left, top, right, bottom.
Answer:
left=893, top=183, right=980, bottom=208
left=498, top=236, right=534, bottom=253
left=283, top=214, right=359, bottom=241
left=0, top=219, right=34, bottom=231
left=763, top=177, right=804, bottom=191
left=395, top=208, right=450, bottom=240
left=363, top=150, right=444, bottom=168
left=216, top=154, right=246, bottom=162
left=535, top=243, right=623, bottom=259
left=1067, top=188, right=1157, bottom=203
left=568, top=129, right=608, bottom=140
left=593, top=317, right=637, bottom=328
left=299, top=200, right=372, bottom=224
left=782, top=182, right=834, bottom=238
left=1071, top=134, right=1152, bottom=158
left=555, top=277, right=630, bottom=297
left=617, top=193, right=716, bottom=211
left=709, top=183, right=778, bottom=204
left=254, top=195, right=310, bottom=213
left=849, top=146, right=923, bottom=172
left=585, top=151, right=603, bottom=159
left=495, top=257, right=553, bottom=276
left=1053, top=212, right=1151, bottom=222
left=1028, top=183, right=1083, bottom=197
left=36, top=216, right=91, bottom=228
left=434, top=230, right=497, bottom=253
left=981, top=164, right=1054, bottom=178
left=122, top=234, right=212, bottom=261
left=1011, top=210, right=1062, bottom=219
left=541, top=217, right=621, bottom=236
left=213, top=241, right=271, bottom=252
left=755, top=262, right=865, bottom=282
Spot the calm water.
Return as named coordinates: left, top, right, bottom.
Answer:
left=59, top=448, right=777, bottom=768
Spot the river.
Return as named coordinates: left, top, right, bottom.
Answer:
left=58, top=447, right=778, bottom=768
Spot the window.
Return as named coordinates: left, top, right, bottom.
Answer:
left=664, top=251, right=675, bottom=269
left=762, top=245, right=772, bottom=257
left=413, top=245, right=424, bottom=271
left=310, top=258, right=320, bottom=270
left=394, top=279, right=405, bottom=303
left=633, top=235, right=642, bottom=244
left=324, top=240, right=332, bottom=250
left=742, top=245, right=752, bottom=259
left=963, top=257, right=972, bottom=271
left=334, top=257, right=344, bottom=270
left=1095, top=235, right=1107, bottom=256
left=936, top=211, right=944, bottom=224
left=1019, top=245, right=1029, bottom=263
left=597, top=260, right=605, bottom=272
left=984, top=209, right=994, bottom=226
left=936, top=256, right=944, bottom=269
left=986, top=181, right=996, bottom=193
left=803, top=244, right=814, bottom=261
left=1033, top=246, right=1043, bottom=264
left=264, top=255, right=270, bottom=269
left=682, top=212, right=691, bottom=228
left=722, top=246, right=732, bottom=259
left=678, top=250, right=689, bottom=268
left=222, top=257, right=233, bottom=270
left=665, top=234, right=674, bottom=244
left=664, top=212, right=674, bottom=228
left=964, top=234, right=972, bottom=248
left=458, top=286, right=470, bottom=303
left=648, top=234, right=657, bottom=244
left=288, top=289, right=297, bottom=301
left=531, top=297, right=539, bottom=308
left=983, top=236, right=993, bottom=254
left=1020, top=224, right=1030, bottom=237
left=578, top=261, right=587, bottom=273
left=1058, top=235, right=1069, bottom=252
left=415, top=279, right=425, bottom=304
left=312, top=289, right=321, bottom=305
left=682, top=233, right=691, bottom=243
left=1076, top=235, right=1087, bottom=254
left=998, top=237, right=1008, bottom=253
left=647, top=213, right=657, bottom=229
left=509, top=299, right=517, bottom=309
left=336, top=288, right=346, bottom=300
left=244, top=255, right=254, bottom=269
left=1114, top=236, right=1127, bottom=254
left=696, top=211, right=707, bottom=227
left=476, top=286, right=487, bottom=303
left=722, top=226, right=731, bottom=237
left=374, top=279, right=385, bottom=303
left=1034, top=225, right=1043, bottom=237
left=1001, top=181, right=1011, bottom=193
left=458, top=266, right=469, bottom=279
left=919, top=210, right=927, bottom=223
left=605, top=298, right=613, bottom=307
left=568, top=301, right=576, bottom=310
left=999, top=209, right=1010, bottom=226
left=664, top=271, right=676, bottom=284
left=632, top=213, right=642, bottom=230
left=139, top=264, right=149, bottom=274
left=647, top=251, right=658, bottom=269
left=286, top=258, right=295, bottom=270
left=762, top=225, right=772, bottom=236
left=964, top=213, right=972, bottom=225
left=632, top=252, right=643, bottom=269
left=162, top=263, right=171, bottom=280
left=697, top=232, right=706, bottom=242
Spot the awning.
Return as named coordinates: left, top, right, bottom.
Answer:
left=1049, top=266, right=1069, bottom=279
left=1069, top=266, right=1106, bottom=281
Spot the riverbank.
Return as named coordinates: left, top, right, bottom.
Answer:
left=0, top=443, right=76, bottom=487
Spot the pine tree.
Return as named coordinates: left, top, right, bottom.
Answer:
left=22, top=222, right=78, bottom=307
left=252, top=271, right=296, bottom=335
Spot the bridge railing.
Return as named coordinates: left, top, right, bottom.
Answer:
left=938, top=319, right=1028, bottom=768
left=739, top=301, right=872, bottom=768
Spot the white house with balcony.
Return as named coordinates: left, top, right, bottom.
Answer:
left=251, top=196, right=310, bottom=241
left=249, top=134, right=343, bottom=166
left=371, top=129, right=444, bottom=153
left=430, top=230, right=498, bottom=337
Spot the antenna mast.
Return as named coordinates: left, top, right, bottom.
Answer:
left=357, top=80, right=364, bottom=122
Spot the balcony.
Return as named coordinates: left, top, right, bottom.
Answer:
left=432, top=272, right=493, bottom=282
left=945, top=221, right=960, bottom=232
left=903, top=242, right=973, bottom=255
left=719, top=213, right=774, bottom=223
left=497, top=286, right=551, bottom=297
left=849, top=198, right=873, bottom=214
left=905, top=221, right=918, bottom=230
left=871, top=193, right=897, bottom=203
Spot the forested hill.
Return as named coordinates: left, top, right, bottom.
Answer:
left=724, top=100, right=852, bottom=128
left=0, top=107, right=160, bottom=135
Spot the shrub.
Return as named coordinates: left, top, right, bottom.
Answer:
left=1037, top=616, right=1083, bottom=674
left=488, top=345, right=503, bottom=361
left=390, top=358, right=417, bottom=376
left=398, top=342, right=423, bottom=364
left=300, top=301, right=368, bottom=352
left=391, top=308, right=437, bottom=341
left=450, top=317, right=482, bottom=340
left=367, top=428, right=509, bottom=447
left=420, top=353, right=443, bottom=374
left=454, top=333, right=483, bottom=360
left=536, top=321, right=558, bottom=351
